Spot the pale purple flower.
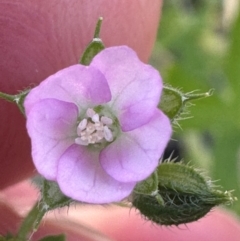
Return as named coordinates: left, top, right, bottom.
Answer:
left=24, top=46, right=172, bottom=204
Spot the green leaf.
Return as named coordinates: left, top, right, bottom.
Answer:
left=80, top=17, right=105, bottom=65
left=133, top=162, right=235, bottom=226
left=38, top=234, right=65, bottom=241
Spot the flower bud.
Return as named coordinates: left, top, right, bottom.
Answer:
left=80, top=17, right=105, bottom=65
left=159, top=86, right=214, bottom=122
left=133, top=162, right=235, bottom=226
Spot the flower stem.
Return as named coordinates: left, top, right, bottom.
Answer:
left=0, top=91, right=16, bottom=102
left=17, top=201, right=47, bottom=241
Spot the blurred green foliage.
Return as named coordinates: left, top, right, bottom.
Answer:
left=152, top=0, right=240, bottom=214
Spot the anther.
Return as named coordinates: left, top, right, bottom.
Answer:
left=101, top=116, right=113, bottom=125
left=92, top=113, right=100, bottom=123
left=77, top=119, right=87, bottom=131
left=86, top=108, right=95, bottom=118
left=75, top=137, right=88, bottom=146
left=75, top=108, right=114, bottom=146
left=86, top=123, right=95, bottom=134
left=103, top=126, right=113, bottom=142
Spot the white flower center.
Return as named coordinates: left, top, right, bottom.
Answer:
left=75, top=108, right=114, bottom=146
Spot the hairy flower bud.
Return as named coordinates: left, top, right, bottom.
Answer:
left=133, top=162, right=235, bottom=226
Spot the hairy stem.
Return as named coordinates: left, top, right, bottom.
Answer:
left=17, top=201, right=47, bottom=241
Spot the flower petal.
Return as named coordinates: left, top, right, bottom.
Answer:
left=26, top=99, right=78, bottom=180
left=57, top=144, right=136, bottom=204
left=90, top=46, right=162, bottom=131
left=100, top=110, right=172, bottom=183
left=24, top=65, right=111, bottom=115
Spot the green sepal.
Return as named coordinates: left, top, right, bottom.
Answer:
left=132, top=162, right=235, bottom=226
left=134, top=171, right=158, bottom=196
left=159, top=85, right=213, bottom=122
left=80, top=17, right=105, bottom=65
left=40, top=179, right=72, bottom=211
left=159, top=86, right=183, bottom=120
left=0, top=89, right=30, bottom=115
left=38, top=234, right=65, bottom=241
left=134, top=171, right=165, bottom=206
left=33, top=177, right=72, bottom=211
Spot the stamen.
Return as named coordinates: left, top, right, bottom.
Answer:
left=94, top=122, right=104, bottom=130
left=89, top=134, right=98, bottom=143
left=77, top=119, right=87, bottom=133
left=86, top=108, right=95, bottom=118
left=96, top=130, right=104, bottom=140
left=75, top=137, right=88, bottom=146
left=101, top=116, right=113, bottom=125
left=76, top=108, right=115, bottom=146
left=103, top=126, right=113, bottom=142
left=86, top=122, right=95, bottom=134
left=80, top=134, right=88, bottom=141
left=91, top=113, right=100, bottom=123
